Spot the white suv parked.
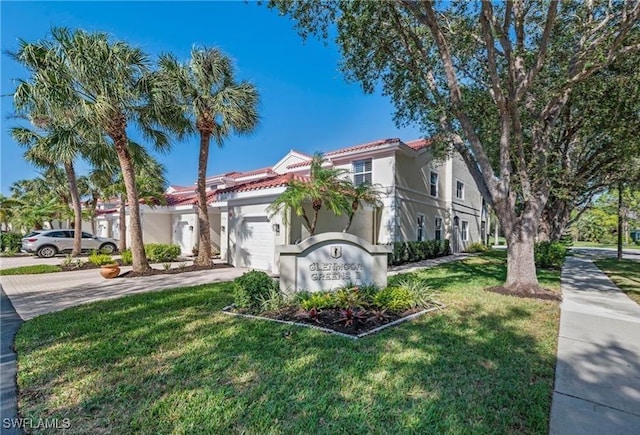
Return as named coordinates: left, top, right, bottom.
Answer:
left=21, top=230, right=119, bottom=258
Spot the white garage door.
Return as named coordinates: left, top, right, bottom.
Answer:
left=236, top=216, right=274, bottom=271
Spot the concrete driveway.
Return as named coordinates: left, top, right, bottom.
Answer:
left=0, top=254, right=70, bottom=269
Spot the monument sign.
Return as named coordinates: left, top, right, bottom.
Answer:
left=277, top=232, right=391, bottom=293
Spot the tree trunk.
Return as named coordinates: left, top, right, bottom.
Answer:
left=111, top=122, right=149, bottom=272
left=505, top=230, right=539, bottom=292
left=195, top=130, right=213, bottom=267
left=118, top=194, right=126, bottom=253
left=617, top=183, right=623, bottom=260
left=63, top=162, right=83, bottom=256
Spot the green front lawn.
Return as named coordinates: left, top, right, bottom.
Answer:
left=0, top=264, right=62, bottom=275
left=15, top=252, right=560, bottom=434
left=594, top=258, right=640, bottom=305
left=571, top=241, right=639, bottom=250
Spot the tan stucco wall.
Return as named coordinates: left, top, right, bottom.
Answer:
left=208, top=212, right=221, bottom=251
left=450, top=154, right=485, bottom=251
left=143, top=212, right=172, bottom=244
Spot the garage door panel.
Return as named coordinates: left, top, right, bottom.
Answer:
left=236, top=217, right=274, bottom=271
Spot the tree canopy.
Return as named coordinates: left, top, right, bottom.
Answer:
left=269, top=0, right=640, bottom=292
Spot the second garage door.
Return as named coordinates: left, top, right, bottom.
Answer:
left=236, top=216, right=275, bottom=271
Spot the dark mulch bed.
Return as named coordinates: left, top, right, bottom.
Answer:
left=486, top=285, right=561, bottom=301
left=119, top=263, right=231, bottom=278
left=230, top=305, right=431, bottom=336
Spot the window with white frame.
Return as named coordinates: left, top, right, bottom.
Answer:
left=430, top=171, right=438, bottom=197
left=434, top=217, right=442, bottom=241
left=417, top=214, right=425, bottom=241
left=461, top=220, right=469, bottom=241
left=456, top=180, right=465, bottom=200
left=353, top=159, right=372, bottom=186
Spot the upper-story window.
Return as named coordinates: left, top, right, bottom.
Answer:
left=456, top=180, right=465, bottom=200
left=430, top=171, right=438, bottom=197
left=353, top=159, right=372, bottom=185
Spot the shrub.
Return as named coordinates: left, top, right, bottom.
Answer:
left=300, top=292, right=334, bottom=311
left=385, top=239, right=451, bottom=266
left=332, top=287, right=368, bottom=309
left=120, top=249, right=133, bottom=265
left=394, top=278, right=439, bottom=309
left=88, top=251, right=115, bottom=266
left=373, top=286, right=414, bottom=311
left=233, top=270, right=279, bottom=310
left=1, top=232, right=22, bottom=253
left=535, top=241, right=567, bottom=269
left=144, top=243, right=180, bottom=263
left=256, top=286, right=287, bottom=312
left=466, top=242, right=488, bottom=253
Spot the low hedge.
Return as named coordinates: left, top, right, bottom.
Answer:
left=386, top=240, right=451, bottom=266
left=1, top=232, right=23, bottom=253
left=144, top=244, right=181, bottom=263
left=534, top=241, right=567, bottom=269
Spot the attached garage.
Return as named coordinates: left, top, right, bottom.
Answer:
left=235, top=216, right=275, bottom=271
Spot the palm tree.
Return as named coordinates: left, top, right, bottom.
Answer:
left=11, top=126, right=94, bottom=255
left=342, top=182, right=383, bottom=232
left=0, top=195, right=21, bottom=231
left=159, top=47, right=259, bottom=266
left=15, top=28, right=188, bottom=271
left=268, top=155, right=350, bottom=236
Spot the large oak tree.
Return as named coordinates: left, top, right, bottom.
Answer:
left=269, top=0, right=640, bottom=292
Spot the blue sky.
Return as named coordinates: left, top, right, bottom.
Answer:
left=0, top=1, right=422, bottom=195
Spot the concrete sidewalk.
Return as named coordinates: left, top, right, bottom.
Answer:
left=1, top=287, right=23, bottom=435
left=550, top=255, right=640, bottom=435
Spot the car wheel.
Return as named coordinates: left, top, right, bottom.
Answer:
left=99, top=243, right=117, bottom=254
left=37, top=245, right=58, bottom=258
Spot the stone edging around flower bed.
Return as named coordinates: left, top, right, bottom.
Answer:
left=220, top=305, right=445, bottom=340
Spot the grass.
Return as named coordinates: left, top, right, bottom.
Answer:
left=0, top=264, right=62, bottom=275
left=14, top=251, right=560, bottom=434
left=571, top=241, right=639, bottom=250
left=593, top=258, right=640, bottom=305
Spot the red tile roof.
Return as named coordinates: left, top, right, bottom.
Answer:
left=325, top=138, right=400, bottom=157
left=230, top=167, right=276, bottom=179
left=405, top=138, right=433, bottom=150
left=286, top=138, right=404, bottom=169
left=215, top=172, right=308, bottom=196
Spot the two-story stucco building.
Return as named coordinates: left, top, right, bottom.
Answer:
left=95, top=137, right=489, bottom=272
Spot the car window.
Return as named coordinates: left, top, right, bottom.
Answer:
left=81, top=232, right=94, bottom=239
left=24, top=232, right=41, bottom=238
left=47, top=231, right=67, bottom=238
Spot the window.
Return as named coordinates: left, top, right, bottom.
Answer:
left=456, top=180, right=465, bottom=200
left=417, top=214, right=425, bottom=241
left=48, top=231, right=67, bottom=238
left=461, top=220, right=469, bottom=242
left=434, top=217, right=442, bottom=241
left=353, top=159, right=372, bottom=186
left=430, top=171, right=438, bottom=197
left=81, top=232, right=94, bottom=239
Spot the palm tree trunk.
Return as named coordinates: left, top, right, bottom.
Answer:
left=111, top=123, right=150, bottom=272
left=195, top=130, right=213, bottom=266
left=63, top=162, right=83, bottom=256
left=118, top=194, right=126, bottom=252
left=310, top=209, right=320, bottom=236
left=343, top=212, right=356, bottom=232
